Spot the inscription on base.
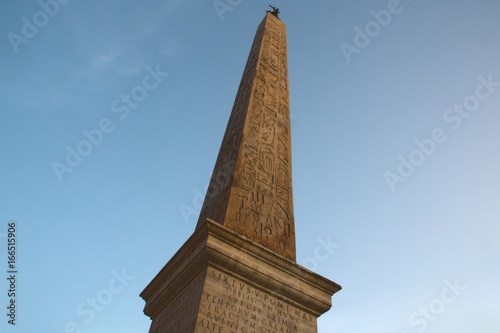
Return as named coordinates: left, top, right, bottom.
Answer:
left=196, top=268, right=316, bottom=333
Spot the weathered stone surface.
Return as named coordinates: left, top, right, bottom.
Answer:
left=141, top=219, right=341, bottom=333
left=148, top=269, right=206, bottom=332
left=198, top=267, right=317, bottom=332
left=196, top=13, right=295, bottom=261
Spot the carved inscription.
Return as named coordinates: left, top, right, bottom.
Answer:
left=226, top=14, right=295, bottom=260
left=196, top=14, right=296, bottom=261
left=196, top=268, right=316, bottom=333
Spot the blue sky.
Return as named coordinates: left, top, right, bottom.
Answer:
left=1, top=0, right=499, bottom=332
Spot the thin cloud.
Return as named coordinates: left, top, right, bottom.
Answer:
left=89, top=48, right=144, bottom=77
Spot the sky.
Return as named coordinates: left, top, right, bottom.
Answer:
left=1, top=0, right=499, bottom=332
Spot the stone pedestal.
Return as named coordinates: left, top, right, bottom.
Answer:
left=140, top=219, right=341, bottom=332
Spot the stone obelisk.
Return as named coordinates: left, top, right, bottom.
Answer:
left=141, top=10, right=341, bottom=333
left=195, top=8, right=295, bottom=262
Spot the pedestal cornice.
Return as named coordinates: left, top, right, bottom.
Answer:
left=141, top=219, right=341, bottom=319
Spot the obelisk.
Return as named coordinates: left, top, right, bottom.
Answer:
left=141, top=10, right=341, bottom=333
left=196, top=7, right=295, bottom=261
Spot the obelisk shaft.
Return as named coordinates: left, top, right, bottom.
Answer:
left=196, top=13, right=295, bottom=261
left=141, top=14, right=341, bottom=332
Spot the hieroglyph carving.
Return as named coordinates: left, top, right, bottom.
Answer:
left=197, top=14, right=295, bottom=261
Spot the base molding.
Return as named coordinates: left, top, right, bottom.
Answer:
left=141, top=219, right=341, bottom=332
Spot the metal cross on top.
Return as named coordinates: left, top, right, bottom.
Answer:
left=266, top=5, right=280, bottom=18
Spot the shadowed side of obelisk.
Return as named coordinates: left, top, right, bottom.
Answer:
left=196, top=13, right=296, bottom=261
